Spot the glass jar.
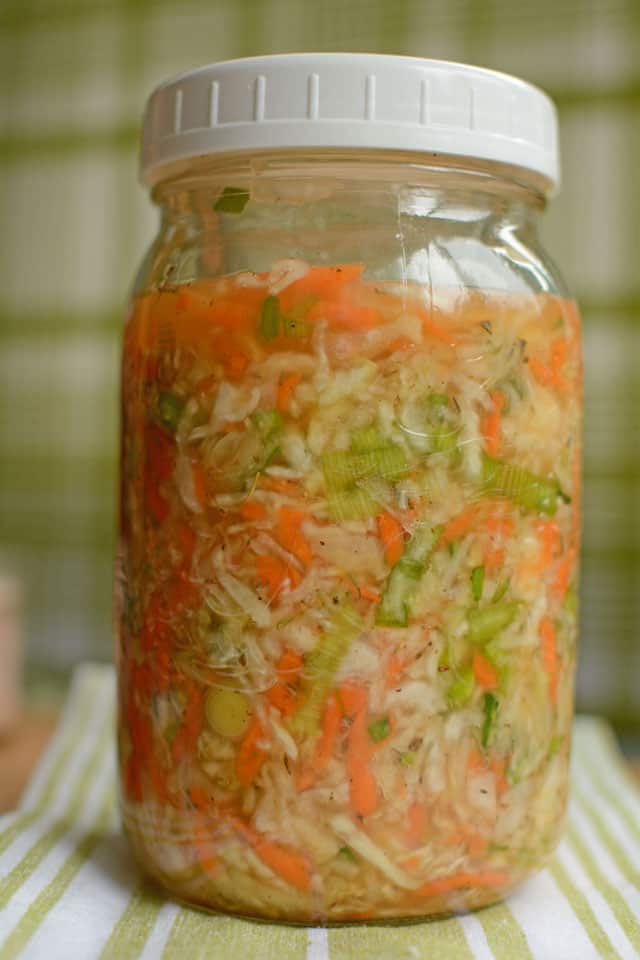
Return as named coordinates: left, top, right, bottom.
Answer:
left=116, top=55, right=581, bottom=923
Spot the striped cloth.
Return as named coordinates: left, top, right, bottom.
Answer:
left=0, top=0, right=639, bottom=727
left=0, top=665, right=639, bottom=960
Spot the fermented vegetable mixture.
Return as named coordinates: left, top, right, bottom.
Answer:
left=117, top=257, right=581, bottom=921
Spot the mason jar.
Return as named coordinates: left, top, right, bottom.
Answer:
left=116, top=54, right=582, bottom=923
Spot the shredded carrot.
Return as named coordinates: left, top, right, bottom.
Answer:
left=276, top=372, right=302, bottom=413
left=177, top=522, right=197, bottom=562
left=550, top=337, right=568, bottom=386
left=226, top=349, right=249, bottom=379
left=236, top=716, right=268, bottom=786
left=490, top=757, right=509, bottom=795
left=442, top=505, right=483, bottom=545
left=277, top=263, right=364, bottom=314
left=360, top=584, right=382, bottom=604
left=340, top=683, right=378, bottom=818
left=406, top=802, right=428, bottom=847
left=240, top=498, right=268, bottom=522
left=385, top=654, right=406, bottom=690
left=259, top=475, right=301, bottom=496
left=472, top=651, right=499, bottom=691
left=232, top=819, right=311, bottom=891
left=191, top=461, right=208, bottom=508
left=189, top=784, right=210, bottom=812
left=529, top=337, right=569, bottom=391
left=297, top=692, right=342, bottom=791
left=553, top=546, right=576, bottom=599
left=255, top=554, right=289, bottom=598
left=416, top=306, right=456, bottom=346
left=414, top=869, right=510, bottom=898
left=296, top=769, right=315, bottom=791
left=337, top=683, right=368, bottom=717
left=466, top=746, right=485, bottom=775
left=482, top=390, right=506, bottom=457
left=528, top=356, right=554, bottom=387
left=266, top=650, right=304, bottom=717
left=539, top=616, right=558, bottom=702
left=376, top=511, right=405, bottom=567
left=265, top=683, right=296, bottom=716
left=276, top=506, right=313, bottom=567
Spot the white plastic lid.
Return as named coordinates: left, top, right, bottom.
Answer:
left=141, top=53, right=559, bottom=193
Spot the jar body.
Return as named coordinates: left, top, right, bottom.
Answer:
left=116, top=153, right=581, bottom=922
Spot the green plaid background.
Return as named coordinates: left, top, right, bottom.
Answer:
left=0, top=0, right=638, bottom=727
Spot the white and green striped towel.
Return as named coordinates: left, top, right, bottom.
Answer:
left=0, top=664, right=639, bottom=960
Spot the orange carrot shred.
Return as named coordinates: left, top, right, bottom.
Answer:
left=442, top=505, right=483, bottom=545
left=255, top=554, right=289, bottom=598
left=376, top=511, right=405, bottom=567
left=385, top=653, right=407, bottom=690
left=539, top=616, right=558, bottom=702
left=240, top=499, right=268, bottom=521
left=360, top=584, right=382, bottom=604
left=297, top=691, right=342, bottom=792
left=225, top=349, right=249, bottom=379
left=277, top=506, right=313, bottom=567
left=414, top=869, right=510, bottom=898
left=472, top=651, right=499, bottom=691
left=232, top=819, right=311, bottom=891
left=266, top=649, right=304, bottom=717
left=277, top=263, right=364, bottom=314
left=191, top=461, right=208, bottom=508
left=416, top=306, right=456, bottom=346
left=236, top=717, right=268, bottom=786
left=553, top=546, right=576, bottom=599
left=340, top=683, right=377, bottom=818
left=482, top=390, right=506, bottom=457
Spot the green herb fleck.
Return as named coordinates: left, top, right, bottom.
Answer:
left=368, top=716, right=391, bottom=743
left=258, top=296, right=281, bottom=340
left=481, top=692, right=499, bottom=749
left=338, top=846, right=357, bottom=862
left=158, top=391, right=185, bottom=431
left=471, top=565, right=485, bottom=602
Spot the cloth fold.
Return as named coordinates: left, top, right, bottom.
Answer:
left=0, top=663, right=638, bottom=960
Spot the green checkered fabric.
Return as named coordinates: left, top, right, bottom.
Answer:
left=0, top=1, right=638, bottom=725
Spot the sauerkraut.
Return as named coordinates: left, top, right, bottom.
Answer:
left=117, top=259, right=581, bottom=921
